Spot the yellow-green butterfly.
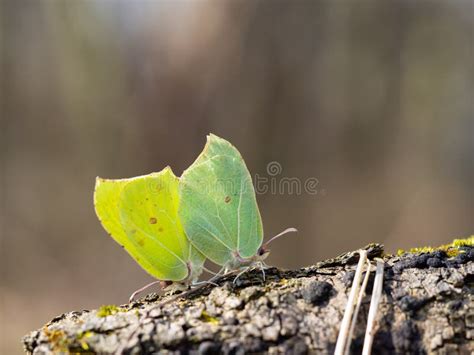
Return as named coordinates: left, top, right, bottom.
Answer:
left=179, top=134, right=296, bottom=279
left=94, top=167, right=205, bottom=301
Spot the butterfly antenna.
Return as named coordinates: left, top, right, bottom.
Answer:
left=263, top=227, right=298, bottom=248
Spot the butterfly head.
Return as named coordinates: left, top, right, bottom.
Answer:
left=256, top=245, right=271, bottom=261
left=160, top=280, right=173, bottom=288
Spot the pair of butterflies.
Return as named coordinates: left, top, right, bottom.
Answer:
left=94, top=134, right=295, bottom=299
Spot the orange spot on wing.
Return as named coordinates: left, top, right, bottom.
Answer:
left=149, top=217, right=157, bottom=224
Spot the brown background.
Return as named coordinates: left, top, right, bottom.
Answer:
left=2, top=1, right=473, bottom=353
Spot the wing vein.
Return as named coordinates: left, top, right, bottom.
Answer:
left=214, top=199, right=234, bottom=246
left=188, top=219, right=234, bottom=251
left=237, top=177, right=243, bottom=251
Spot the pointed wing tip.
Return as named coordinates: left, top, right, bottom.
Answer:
left=161, top=166, right=178, bottom=179
left=206, top=133, right=236, bottom=150
left=162, top=165, right=174, bottom=173
left=203, top=133, right=222, bottom=154
left=207, top=133, right=224, bottom=142
left=207, top=133, right=216, bottom=142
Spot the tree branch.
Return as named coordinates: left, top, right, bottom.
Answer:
left=22, top=244, right=474, bottom=354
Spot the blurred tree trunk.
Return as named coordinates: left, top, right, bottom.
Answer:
left=22, top=244, right=473, bottom=354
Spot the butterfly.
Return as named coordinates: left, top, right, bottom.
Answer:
left=178, top=134, right=296, bottom=280
left=94, top=167, right=205, bottom=301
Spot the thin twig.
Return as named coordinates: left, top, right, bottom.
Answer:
left=362, top=258, right=384, bottom=355
left=334, top=250, right=368, bottom=355
left=344, top=259, right=372, bottom=355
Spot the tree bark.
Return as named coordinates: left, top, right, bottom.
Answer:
left=22, top=244, right=474, bottom=354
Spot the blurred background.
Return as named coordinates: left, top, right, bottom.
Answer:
left=2, top=0, right=473, bottom=353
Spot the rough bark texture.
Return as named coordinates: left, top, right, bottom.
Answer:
left=23, top=244, right=474, bottom=354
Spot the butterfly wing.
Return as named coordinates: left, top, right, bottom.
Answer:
left=95, top=167, right=203, bottom=281
left=179, top=134, right=264, bottom=266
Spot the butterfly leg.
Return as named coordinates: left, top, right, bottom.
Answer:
left=192, top=280, right=218, bottom=287
left=129, top=280, right=163, bottom=303
left=257, top=261, right=266, bottom=282
left=232, top=266, right=251, bottom=284
left=209, top=265, right=226, bottom=280
left=202, top=265, right=222, bottom=277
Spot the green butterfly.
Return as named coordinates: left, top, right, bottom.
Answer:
left=94, top=167, right=205, bottom=301
left=179, top=134, right=296, bottom=278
